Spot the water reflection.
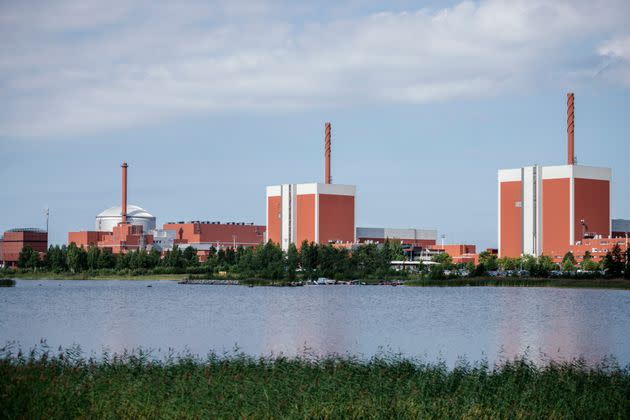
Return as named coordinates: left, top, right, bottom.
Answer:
left=1, top=281, right=629, bottom=366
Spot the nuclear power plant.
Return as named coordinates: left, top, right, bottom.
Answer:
left=3, top=91, right=627, bottom=270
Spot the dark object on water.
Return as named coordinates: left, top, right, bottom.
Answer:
left=0, top=279, right=16, bottom=287
left=147, top=285, right=153, bottom=288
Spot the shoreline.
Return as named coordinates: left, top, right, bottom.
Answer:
left=4, top=273, right=630, bottom=289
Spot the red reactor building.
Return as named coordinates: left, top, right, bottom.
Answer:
left=266, top=122, right=356, bottom=250
left=498, top=93, right=613, bottom=260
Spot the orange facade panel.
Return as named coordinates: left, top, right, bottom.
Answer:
left=431, top=244, right=477, bottom=257
left=574, top=178, right=610, bottom=242
left=500, top=181, right=522, bottom=257
left=296, top=194, right=315, bottom=245
left=542, top=178, right=571, bottom=256
left=267, top=196, right=281, bottom=245
left=318, top=194, right=355, bottom=244
left=68, top=231, right=109, bottom=248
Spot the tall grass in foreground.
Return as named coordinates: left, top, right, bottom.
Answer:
left=1, top=347, right=629, bottom=419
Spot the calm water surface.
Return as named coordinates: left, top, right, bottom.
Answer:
left=1, top=280, right=629, bottom=365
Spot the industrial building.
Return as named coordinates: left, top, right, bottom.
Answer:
left=68, top=162, right=154, bottom=253
left=0, top=228, right=48, bottom=268
left=498, top=93, right=612, bottom=258
left=163, top=221, right=266, bottom=249
left=430, top=244, right=478, bottom=265
left=612, top=219, right=630, bottom=238
left=266, top=123, right=356, bottom=250
left=356, top=227, right=437, bottom=247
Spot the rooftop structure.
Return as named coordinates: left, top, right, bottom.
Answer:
left=95, top=205, right=156, bottom=232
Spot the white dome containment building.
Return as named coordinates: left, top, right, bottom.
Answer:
left=95, top=205, right=156, bottom=232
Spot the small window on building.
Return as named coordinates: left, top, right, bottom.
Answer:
left=515, top=201, right=522, bottom=208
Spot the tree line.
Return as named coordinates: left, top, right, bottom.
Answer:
left=8, top=241, right=630, bottom=280
left=10, top=240, right=405, bottom=280
left=474, top=245, right=630, bottom=279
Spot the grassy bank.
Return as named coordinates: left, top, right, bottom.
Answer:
left=1, top=350, right=628, bottom=419
left=4, top=271, right=630, bottom=289
left=405, top=277, right=630, bottom=289
left=2, top=272, right=189, bottom=281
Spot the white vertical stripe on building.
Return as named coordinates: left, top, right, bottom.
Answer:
left=281, top=184, right=291, bottom=251
left=497, top=174, right=502, bottom=256
left=522, top=167, right=534, bottom=255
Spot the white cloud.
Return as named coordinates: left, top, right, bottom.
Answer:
left=597, top=34, right=630, bottom=86
left=0, top=0, right=629, bottom=137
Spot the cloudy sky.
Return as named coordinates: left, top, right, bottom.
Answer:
left=1, top=0, right=629, bottom=248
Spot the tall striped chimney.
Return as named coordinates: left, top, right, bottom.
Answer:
left=121, top=162, right=128, bottom=224
left=325, top=122, right=331, bottom=184
left=567, top=92, right=575, bottom=165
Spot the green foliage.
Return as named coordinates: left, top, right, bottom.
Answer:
left=17, top=246, right=39, bottom=269
left=602, top=245, right=624, bottom=278
left=497, top=257, right=518, bottom=271
left=11, top=239, right=626, bottom=282
left=478, top=251, right=498, bottom=271
left=286, top=243, right=299, bottom=280
left=428, top=264, right=445, bottom=279
left=65, top=243, right=87, bottom=273
left=562, top=251, right=576, bottom=265
left=1, top=349, right=628, bottom=419
left=625, top=248, right=630, bottom=280
left=580, top=251, right=599, bottom=272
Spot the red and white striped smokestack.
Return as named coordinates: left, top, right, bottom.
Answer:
left=567, top=92, right=575, bottom=165
left=121, top=162, right=128, bottom=224
left=325, top=122, right=331, bottom=184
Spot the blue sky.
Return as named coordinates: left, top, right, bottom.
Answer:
left=1, top=0, right=629, bottom=249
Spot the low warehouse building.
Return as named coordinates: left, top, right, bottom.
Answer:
left=163, top=221, right=266, bottom=249
left=0, top=228, right=48, bottom=268
left=356, top=227, right=437, bottom=247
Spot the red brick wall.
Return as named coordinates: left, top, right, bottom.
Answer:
left=266, top=196, right=281, bottom=245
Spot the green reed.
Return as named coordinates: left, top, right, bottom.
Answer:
left=1, top=346, right=629, bottom=419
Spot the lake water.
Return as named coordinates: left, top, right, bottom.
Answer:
left=1, top=280, right=630, bottom=366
